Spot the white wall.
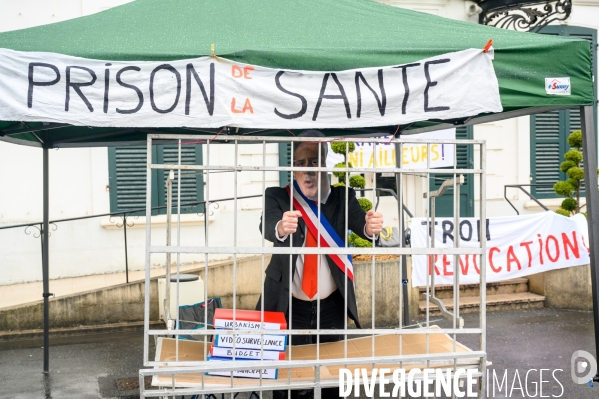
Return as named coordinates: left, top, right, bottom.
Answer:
left=0, top=139, right=281, bottom=285
left=0, top=0, right=131, bottom=284
left=0, top=1, right=281, bottom=285
left=2, top=0, right=599, bottom=284
left=382, top=0, right=599, bottom=219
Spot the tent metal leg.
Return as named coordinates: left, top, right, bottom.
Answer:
left=394, top=142, right=410, bottom=326
left=42, top=143, right=51, bottom=374
left=580, top=105, right=599, bottom=380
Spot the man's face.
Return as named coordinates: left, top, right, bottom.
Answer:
left=293, top=143, right=326, bottom=200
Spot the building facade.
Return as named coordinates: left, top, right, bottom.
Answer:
left=0, top=0, right=596, bottom=285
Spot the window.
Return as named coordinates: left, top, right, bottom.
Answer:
left=375, top=126, right=474, bottom=217
left=428, top=126, right=474, bottom=217
left=531, top=25, right=597, bottom=198
left=278, top=142, right=291, bottom=187
left=108, top=145, right=204, bottom=215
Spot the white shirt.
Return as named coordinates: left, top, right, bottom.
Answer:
left=275, top=188, right=376, bottom=301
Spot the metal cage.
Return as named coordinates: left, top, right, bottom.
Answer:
left=138, top=133, right=488, bottom=398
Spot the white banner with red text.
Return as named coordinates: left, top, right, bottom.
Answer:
left=410, top=212, right=590, bottom=287
left=0, top=47, right=501, bottom=128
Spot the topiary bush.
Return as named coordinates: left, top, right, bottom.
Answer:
left=349, top=233, right=372, bottom=248
left=333, top=162, right=352, bottom=181
left=331, top=141, right=355, bottom=155
left=554, top=130, right=585, bottom=216
left=560, top=160, right=576, bottom=173
left=331, top=140, right=374, bottom=248
left=561, top=198, right=577, bottom=212
left=568, top=130, right=582, bottom=148
left=564, top=149, right=583, bottom=164
left=349, top=175, right=366, bottom=189
left=553, top=181, right=575, bottom=197
left=358, top=197, right=373, bottom=212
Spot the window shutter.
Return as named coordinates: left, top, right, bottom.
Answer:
left=531, top=110, right=562, bottom=197
left=429, top=126, right=474, bottom=217
left=431, top=126, right=472, bottom=187
left=109, top=145, right=203, bottom=215
left=158, top=145, right=204, bottom=214
left=531, top=26, right=597, bottom=199
left=455, top=126, right=472, bottom=186
left=108, top=146, right=150, bottom=213
left=278, top=142, right=291, bottom=187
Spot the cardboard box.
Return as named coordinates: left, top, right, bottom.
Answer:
left=152, top=326, right=479, bottom=389
left=213, top=309, right=287, bottom=330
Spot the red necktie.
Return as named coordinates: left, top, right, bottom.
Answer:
left=302, top=229, right=318, bottom=299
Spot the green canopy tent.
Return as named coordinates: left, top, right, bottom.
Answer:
left=0, top=0, right=597, bottom=382
left=0, top=0, right=594, bottom=145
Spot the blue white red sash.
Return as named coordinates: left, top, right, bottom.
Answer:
left=285, top=181, right=354, bottom=282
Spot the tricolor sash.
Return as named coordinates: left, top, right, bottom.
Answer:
left=286, top=181, right=354, bottom=282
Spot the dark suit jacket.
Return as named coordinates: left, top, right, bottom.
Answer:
left=256, top=185, right=371, bottom=328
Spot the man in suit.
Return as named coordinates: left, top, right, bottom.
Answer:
left=257, top=130, right=383, bottom=399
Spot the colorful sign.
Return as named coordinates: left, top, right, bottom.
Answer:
left=326, top=129, right=455, bottom=170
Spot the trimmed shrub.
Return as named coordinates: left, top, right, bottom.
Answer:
left=560, top=160, right=576, bottom=173
left=358, top=197, right=373, bottom=212
left=349, top=175, right=366, bottom=189
left=564, top=149, right=583, bottom=164
left=331, top=141, right=355, bottom=155
left=567, top=166, right=584, bottom=181
left=349, top=232, right=372, bottom=248
left=561, top=197, right=577, bottom=212
left=555, top=209, right=570, bottom=217
left=553, top=181, right=575, bottom=197
left=568, top=130, right=582, bottom=149
left=333, top=161, right=352, bottom=179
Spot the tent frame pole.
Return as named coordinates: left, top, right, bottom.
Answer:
left=42, top=140, right=51, bottom=374
left=394, top=142, right=410, bottom=327
left=581, top=105, right=599, bottom=380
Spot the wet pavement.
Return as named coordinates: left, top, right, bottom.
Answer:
left=0, top=308, right=597, bottom=398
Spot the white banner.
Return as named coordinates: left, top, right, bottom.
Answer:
left=326, top=129, right=455, bottom=170
left=0, top=47, right=501, bottom=128
left=410, top=212, right=590, bottom=287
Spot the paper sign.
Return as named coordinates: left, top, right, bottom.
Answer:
left=207, top=357, right=278, bottom=379
left=214, top=334, right=287, bottom=351
left=326, top=129, right=455, bottom=170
